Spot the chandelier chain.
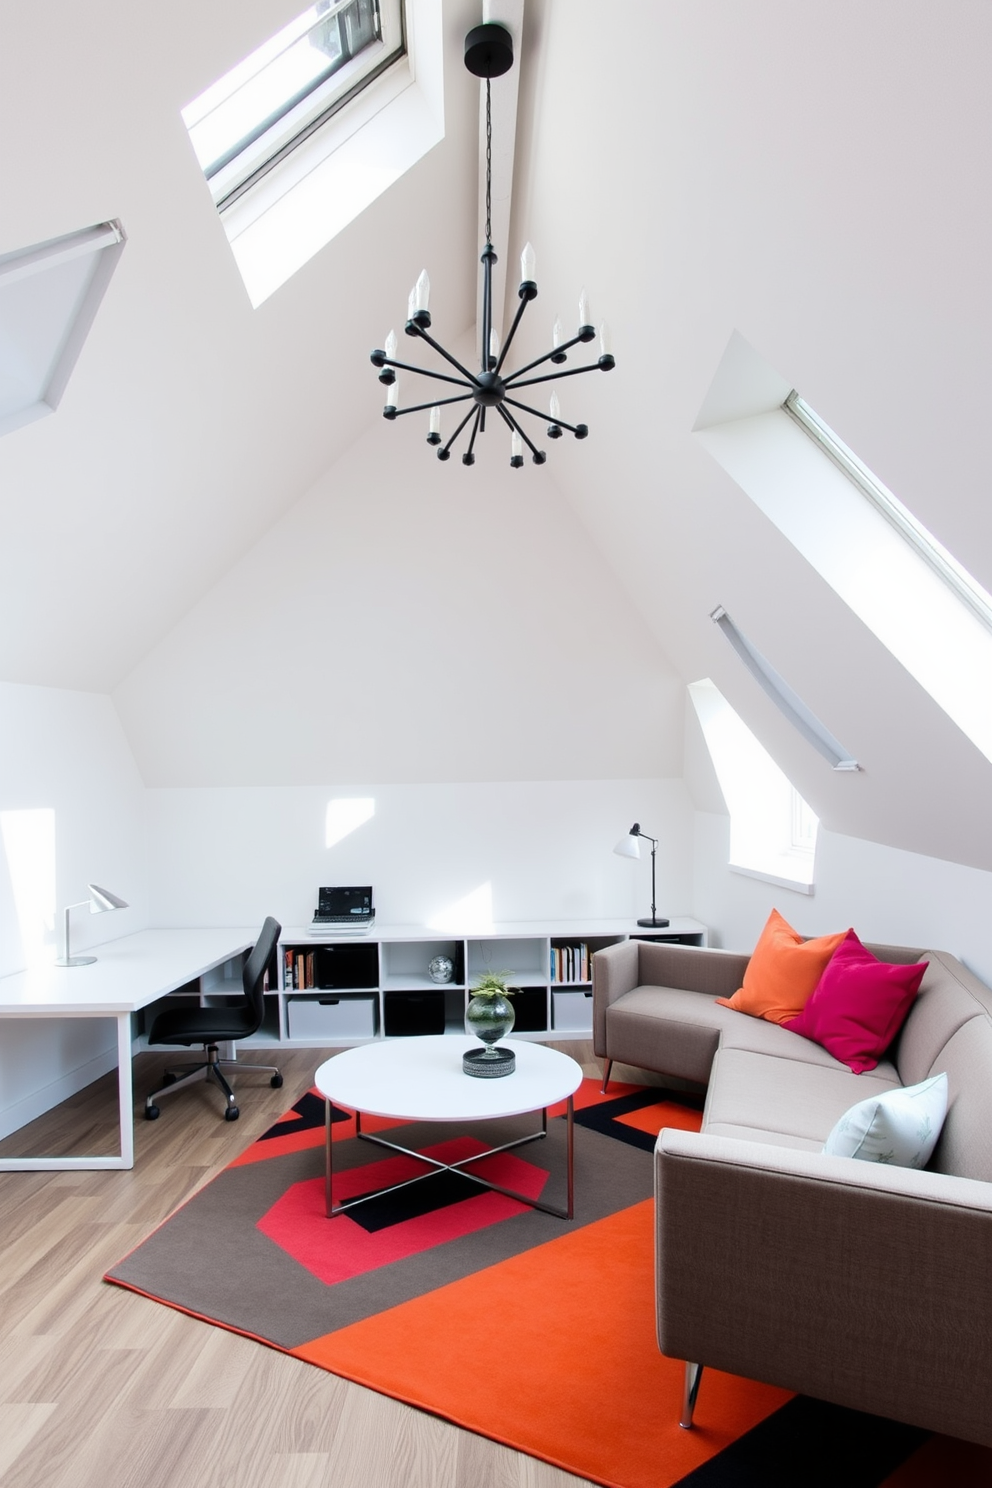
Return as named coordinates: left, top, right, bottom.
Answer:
left=485, top=77, right=492, bottom=245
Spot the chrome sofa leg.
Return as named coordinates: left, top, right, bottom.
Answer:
left=600, top=1058, right=613, bottom=1095
left=680, top=1362, right=703, bottom=1429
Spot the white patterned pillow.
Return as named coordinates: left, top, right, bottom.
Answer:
left=822, top=1073, right=948, bottom=1168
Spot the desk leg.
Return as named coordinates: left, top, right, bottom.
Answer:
left=566, top=1092, right=574, bottom=1220
left=0, top=1013, right=135, bottom=1171
left=117, top=1012, right=135, bottom=1169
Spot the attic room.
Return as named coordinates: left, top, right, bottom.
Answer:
left=1, top=2, right=990, bottom=1485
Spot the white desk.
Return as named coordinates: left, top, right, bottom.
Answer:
left=0, top=928, right=255, bottom=1172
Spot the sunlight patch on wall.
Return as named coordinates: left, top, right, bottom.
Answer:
left=325, top=796, right=375, bottom=847
left=1, top=808, right=56, bottom=967
left=688, top=680, right=817, bottom=892
left=427, top=882, right=494, bottom=934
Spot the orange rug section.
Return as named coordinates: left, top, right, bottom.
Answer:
left=616, top=1099, right=705, bottom=1138
left=880, top=1434, right=992, bottom=1487
left=292, top=1198, right=791, bottom=1488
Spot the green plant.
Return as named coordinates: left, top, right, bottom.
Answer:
left=471, top=971, right=516, bottom=997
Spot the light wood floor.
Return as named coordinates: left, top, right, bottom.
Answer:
left=0, top=1042, right=606, bottom=1488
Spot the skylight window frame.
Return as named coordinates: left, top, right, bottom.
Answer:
left=184, top=0, right=406, bottom=215
left=783, top=391, right=992, bottom=637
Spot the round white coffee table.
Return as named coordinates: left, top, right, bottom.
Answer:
left=314, top=1035, right=583, bottom=1221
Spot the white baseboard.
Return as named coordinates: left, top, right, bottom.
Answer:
left=0, top=1046, right=120, bottom=1143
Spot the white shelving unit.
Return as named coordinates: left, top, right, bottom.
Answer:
left=270, top=918, right=707, bottom=1048
left=137, top=919, right=706, bottom=1052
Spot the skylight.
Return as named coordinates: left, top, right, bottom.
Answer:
left=695, top=333, right=992, bottom=767
left=688, top=680, right=818, bottom=892
left=184, top=0, right=404, bottom=212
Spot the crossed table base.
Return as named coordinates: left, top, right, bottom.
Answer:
left=314, top=1035, right=584, bottom=1222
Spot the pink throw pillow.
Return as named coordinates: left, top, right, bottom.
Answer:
left=784, top=930, right=927, bottom=1074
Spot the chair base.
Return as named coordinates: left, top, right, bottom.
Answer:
left=145, top=1045, right=281, bottom=1121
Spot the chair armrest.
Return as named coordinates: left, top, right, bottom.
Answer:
left=592, top=940, right=640, bottom=1055
left=655, top=1129, right=992, bottom=1445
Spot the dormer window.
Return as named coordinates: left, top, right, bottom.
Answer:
left=183, top=0, right=404, bottom=213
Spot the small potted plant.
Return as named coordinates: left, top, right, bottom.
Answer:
left=464, top=971, right=516, bottom=1076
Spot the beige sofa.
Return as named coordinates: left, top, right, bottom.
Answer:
left=592, top=938, right=992, bottom=1447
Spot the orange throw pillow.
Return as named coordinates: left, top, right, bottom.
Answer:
left=716, top=908, right=846, bottom=1025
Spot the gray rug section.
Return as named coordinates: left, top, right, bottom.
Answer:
left=107, top=1114, right=652, bottom=1350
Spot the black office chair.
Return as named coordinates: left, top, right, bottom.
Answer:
left=144, top=916, right=283, bottom=1123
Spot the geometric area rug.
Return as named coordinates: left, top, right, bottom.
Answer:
left=105, top=1079, right=992, bottom=1488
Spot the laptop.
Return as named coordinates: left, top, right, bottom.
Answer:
left=311, top=886, right=375, bottom=934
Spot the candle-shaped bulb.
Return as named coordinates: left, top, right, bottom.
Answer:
left=489, top=328, right=500, bottom=364
left=407, top=288, right=416, bottom=321
left=385, top=329, right=397, bottom=361
left=385, top=376, right=398, bottom=410
left=429, top=405, right=440, bottom=435
left=552, top=315, right=563, bottom=348
left=549, top=391, right=561, bottom=422
left=520, top=241, right=536, bottom=282
left=414, top=269, right=430, bottom=313
left=511, top=431, right=523, bottom=457
left=578, top=287, right=591, bottom=327
left=599, top=321, right=612, bottom=356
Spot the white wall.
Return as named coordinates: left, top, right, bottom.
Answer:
left=0, top=681, right=147, bottom=1139
left=113, top=415, right=684, bottom=787
left=693, top=810, right=992, bottom=987
left=146, top=778, right=694, bottom=930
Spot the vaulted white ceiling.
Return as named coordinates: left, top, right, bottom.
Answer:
left=2, top=1, right=991, bottom=869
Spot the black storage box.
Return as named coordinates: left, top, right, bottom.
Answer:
left=314, top=942, right=378, bottom=989
left=384, top=990, right=447, bottom=1036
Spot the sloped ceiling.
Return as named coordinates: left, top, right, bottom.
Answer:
left=0, top=0, right=481, bottom=689
left=2, top=1, right=992, bottom=868
left=507, top=0, right=992, bottom=869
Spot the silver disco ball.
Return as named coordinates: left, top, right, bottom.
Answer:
left=428, top=954, right=454, bottom=984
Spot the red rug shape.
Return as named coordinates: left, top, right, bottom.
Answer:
left=258, top=1135, right=548, bottom=1283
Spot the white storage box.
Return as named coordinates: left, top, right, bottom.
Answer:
left=287, top=994, right=377, bottom=1041
left=552, top=989, right=593, bottom=1032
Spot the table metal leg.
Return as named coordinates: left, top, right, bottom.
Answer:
left=325, top=1098, right=576, bottom=1221
left=325, top=1097, right=334, bottom=1218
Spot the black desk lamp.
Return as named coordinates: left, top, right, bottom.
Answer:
left=613, top=824, right=669, bottom=928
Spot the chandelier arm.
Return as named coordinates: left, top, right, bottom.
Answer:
left=382, top=360, right=474, bottom=388
left=496, top=403, right=542, bottom=462
left=390, top=394, right=475, bottom=417
left=464, top=405, right=483, bottom=459
left=493, top=290, right=529, bottom=375
left=407, top=324, right=479, bottom=384
left=504, top=364, right=604, bottom=390
left=439, top=403, right=479, bottom=458
left=501, top=333, right=590, bottom=384
left=502, top=396, right=585, bottom=435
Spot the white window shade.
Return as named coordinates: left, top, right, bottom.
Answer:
left=0, top=220, right=126, bottom=437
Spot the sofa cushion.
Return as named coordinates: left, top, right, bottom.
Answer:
left=701, top=1121, right=823, bottom=1152
left=715, top=908, right=846, bottom=1026
left=925, top=1015, right=992, bottom=1182
left=895, top=949, right=992, bottom=1087
left=702, top=1047, right=900, bottom=1147
left=785, top=930, right=927, bottom=1073
left=823, top=1073, right=947, bottom=1167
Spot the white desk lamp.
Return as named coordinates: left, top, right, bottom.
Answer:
left=56, top=884, right=128, bottom=966
left=613, top=824, right=669, bottom=928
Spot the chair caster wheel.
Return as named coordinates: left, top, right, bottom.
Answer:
left=225, top=1105, right=240, bottom=1121
left=145, top=1105, right=160, bottom=1121
left=161, top=1072, right=177, bottom=1086
left=270, top=1073, right=283, bottom=1088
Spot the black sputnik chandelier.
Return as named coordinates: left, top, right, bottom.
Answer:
left=370, top=21, right=614, bottom=468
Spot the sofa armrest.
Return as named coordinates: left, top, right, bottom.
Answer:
left=655, top=1129, right=992, bottom=1445
left=592, top=940, right=640, bottom=1055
